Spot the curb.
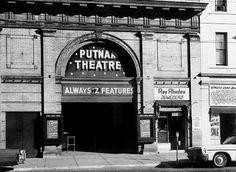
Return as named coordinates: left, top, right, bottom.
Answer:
left=13, top=163, right=159, bottom=171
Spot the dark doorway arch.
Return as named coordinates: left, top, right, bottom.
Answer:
left=57, top=33, right=140, bottom=153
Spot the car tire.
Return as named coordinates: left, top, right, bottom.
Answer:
left=213, top=153, right=227, bottom=168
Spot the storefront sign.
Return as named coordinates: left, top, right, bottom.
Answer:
left=210, top=85, right=236, bottom=106
left=154, top=87, right=189, bottom=101
left=47, top=120, right=58, bottom=139
left=62, top=84, right=133, bottom=96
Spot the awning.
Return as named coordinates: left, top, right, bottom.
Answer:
left=210, top=107, right=236, bottom=114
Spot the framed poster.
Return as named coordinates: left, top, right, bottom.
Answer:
left=47, top=120, right=58, bottom=139
left=140, top=119, right=151, bottom=138
left=138, top=115, right=156, bottom=143
left=44, top=114, right=62, bottom=145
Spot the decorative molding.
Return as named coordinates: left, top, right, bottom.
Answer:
left=1, top=75, right=42, bottom=83
left=140, top=32, right=154, bottom=40
left=3, top=0, right=207, bottom=11
left=94, top=30, right=103, bottom=39
left=153, top=78, right=190, bottom=85
left=0, top=15, right=200, bottom=33
left=0, top=0, right=207, bottom=33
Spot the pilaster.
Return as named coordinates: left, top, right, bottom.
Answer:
left=141, top=32, right=156, bottom=114
left=36, top=29, right=59, bottom=115
left=0, top=28, right=4, bottom=149
left=184, top=33, right=202, bottom=147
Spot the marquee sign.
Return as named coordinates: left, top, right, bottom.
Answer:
left=65, top=44, right=126, bottom=78
left=74, top=49, right=121, bottom=71
left=62, top=84, right=133, bottom=96
left=210, top=85, right=236, bottom=106
left=154, top=87, right=189, bottom=101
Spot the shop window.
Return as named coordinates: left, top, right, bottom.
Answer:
left=216, top=32, right=227, bottom=66
left=215, top=0, right=227, bottom=12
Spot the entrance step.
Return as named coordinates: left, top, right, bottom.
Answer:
left=43, top=146, right=62, bottom=157
left=143, top=142, right=173, bottom=154
left=143, top=142, right=158, bottom=154
left=157, top=143, right=171, bottom=153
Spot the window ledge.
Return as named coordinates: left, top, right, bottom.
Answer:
left=209, top=66, right=236, bottom=70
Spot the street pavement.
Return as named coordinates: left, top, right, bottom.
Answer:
left=10, top=151, right=188, bottom=171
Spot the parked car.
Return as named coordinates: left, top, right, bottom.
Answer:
left=0, top=149, right=26, bottom=166
left=187, top=136, right=236, bottom=168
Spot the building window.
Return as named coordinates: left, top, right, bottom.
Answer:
left=216, top=33, right=227, bottom=66
left=215, top=0, right=227, bottom=12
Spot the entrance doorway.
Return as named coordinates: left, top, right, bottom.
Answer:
left=62, top=102, right=137, bottom=153
left=158, top=110, right=186, bottom=150
left=6, top=112, right=41, bottom=158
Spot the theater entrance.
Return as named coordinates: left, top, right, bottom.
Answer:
left=58, top=35, right=140, bottom=153
left=62, top=102, right=137, bottom=153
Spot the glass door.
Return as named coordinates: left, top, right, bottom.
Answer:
left=157, top=115, right=169, bottom=143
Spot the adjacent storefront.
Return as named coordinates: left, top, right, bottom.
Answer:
left=209, top=85, right=236, bottom=143
left=154, top=82, right=190, bottom=151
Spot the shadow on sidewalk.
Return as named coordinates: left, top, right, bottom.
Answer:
left=0, top=167, right=14, bottom=172
left=156, top=159, right=214, bottom=168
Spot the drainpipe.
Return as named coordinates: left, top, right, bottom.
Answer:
left=185, top=33, right=192, bottom=148
left=36, top=29, right=45, bottom=156
left=138, top=32, right=144, bottom=115
left=135, top=31, right=144, bottom=153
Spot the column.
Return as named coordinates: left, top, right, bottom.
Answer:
left=185, top=33, right=202, bottom=147
left=36, top=29, right=62, bottom=156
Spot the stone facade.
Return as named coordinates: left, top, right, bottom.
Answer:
left=0, top=0, right=207, bottom=156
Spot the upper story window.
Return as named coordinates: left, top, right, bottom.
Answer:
left=216, top=33, right=227, bottom=66
left=215, top=0, right=227, bottom=12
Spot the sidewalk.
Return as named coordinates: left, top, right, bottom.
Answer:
left=12, top=151, right=188, bottom=171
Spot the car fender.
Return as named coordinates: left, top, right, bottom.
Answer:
left=207, top=151, right=232, bottom=162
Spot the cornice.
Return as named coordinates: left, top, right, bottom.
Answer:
left=6, top=0, right=208, bottom=10
left=2, top=0, right=207, bottom=21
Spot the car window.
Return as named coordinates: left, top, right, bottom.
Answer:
left=223, top=136, right=236, bottom=144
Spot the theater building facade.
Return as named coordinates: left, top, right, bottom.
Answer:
left=0, top=0, right=206, bottom=157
